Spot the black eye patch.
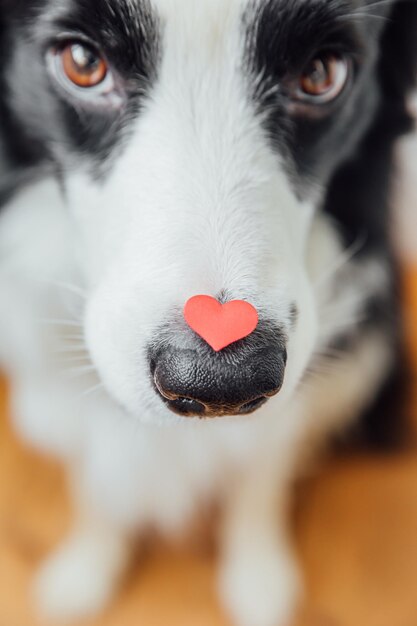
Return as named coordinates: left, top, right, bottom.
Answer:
left=245, top=0, right=369, bottom=89
left=39, top=0, right=161, bottom=83
left=8, top=0, right=163, bottom=175
left=240, top=0, right=394, bottom=191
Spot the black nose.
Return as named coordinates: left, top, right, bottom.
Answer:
left=149, top=324, right=286, bottom=418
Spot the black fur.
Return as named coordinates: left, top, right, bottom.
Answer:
left=244, top=0, right=417, bottom=447
left=323, top=1, right=417, bottom=448
left=0, top=0, right=160, bottom=185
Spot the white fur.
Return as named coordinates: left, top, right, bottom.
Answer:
left=34, top=522, right=128, bottom=622
left=0, top=2, right=394, bottom=624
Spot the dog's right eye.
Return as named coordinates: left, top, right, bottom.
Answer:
left=47, top=40, right=122, bottom=106
left=59, top=42, right=108, bottom=88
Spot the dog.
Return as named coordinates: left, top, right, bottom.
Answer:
left=0, top=1, right=416, bottom=625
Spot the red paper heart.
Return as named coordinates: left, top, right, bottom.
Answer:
left=184, top=295, right=259, bottom=352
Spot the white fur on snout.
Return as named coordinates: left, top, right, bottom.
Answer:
left=65, top=2, right=317, bottom=422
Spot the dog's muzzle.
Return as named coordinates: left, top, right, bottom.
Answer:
left=149, top=322, right=287, bottom=418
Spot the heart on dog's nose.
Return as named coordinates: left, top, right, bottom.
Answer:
left=184, top=295, right=259, bottom=352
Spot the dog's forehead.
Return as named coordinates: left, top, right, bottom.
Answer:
left=150, top=0, right=246, bottom=20
left=151, top=0, right=246, bottom=13
left=147, top=0, right=392, bottom=23
left=42, top=0, right=396, bottom=48
left=148, top=0, right=389, bottom=16
left=104, top=0, right=395, bottom=54
left=149, top=0, right=248, bottom=51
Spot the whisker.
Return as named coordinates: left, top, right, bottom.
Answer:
left=313, top=346, right=350, bottom=361
left=55, top=355, right=91, bottom=364
left=34, top=276, right=87, bottom=299
left=79, top=383, right=105, bottom=399
left=39, top=318, right=83, bottom=327
left=335, top=0, right=398, bottom=26
left=51, top=345, right=87, bottom=354
left=340, top=0, right=395, bottom=16
left=318, top=317, right=366, bottom=338
left=362, top=0, right=396, bottom=11
left=314, top=234, right=366, bottom=290
left=338, top=13, right=391, bottom=22
left=319, top=300, right=364, bottom=319
left=60, top=365, right=97, bottom=380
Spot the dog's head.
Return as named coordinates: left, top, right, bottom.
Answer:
left=2, top=0, right=415, bottom=422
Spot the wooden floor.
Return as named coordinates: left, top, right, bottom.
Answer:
left=1, top=268, right=417, bottom=626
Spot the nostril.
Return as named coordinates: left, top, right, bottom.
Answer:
left=238, top=396, right=267, bottom=415
left=166, top=397, right=206, bottom=417
left=152, top=372, right=206, bottom=416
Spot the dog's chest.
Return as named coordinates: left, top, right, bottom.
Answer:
left=80, top=403, right=267, bottom=534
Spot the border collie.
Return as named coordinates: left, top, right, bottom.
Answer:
left=1, top=1, right=416, bottom=625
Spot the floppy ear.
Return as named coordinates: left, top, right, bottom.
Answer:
left=323, top=1, right=417, bottom=450
left=0, top=3, right=48, bottom=208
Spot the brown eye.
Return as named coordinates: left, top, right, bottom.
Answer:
left=60, top=42, right=107, bottom=88
left=298, top=53, right=349, bottom=103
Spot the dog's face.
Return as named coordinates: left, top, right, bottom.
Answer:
left=4, top=0, right=394, bottom=422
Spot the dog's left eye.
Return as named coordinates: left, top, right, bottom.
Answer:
left=295, top=52, right=350, bottom=104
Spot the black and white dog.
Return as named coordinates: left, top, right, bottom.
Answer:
left=0, top=1, right=416, bottom=624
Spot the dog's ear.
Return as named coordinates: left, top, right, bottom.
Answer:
left=326, top=1, right=417, bottom=452
left=378, top=0, right=417, bottom=125
left=0, top=2, right=49, bottom=207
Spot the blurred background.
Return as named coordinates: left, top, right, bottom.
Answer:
left=0, top=104, right=416, bottom=626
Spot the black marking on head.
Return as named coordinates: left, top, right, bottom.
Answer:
left=322, top=0, right=417, bottom=255
left=0, top=0, right=161, bottom=189
left=242, top=0, right=405, bottom=198
left=0, top=4, right=51, bottom=204
left=39, top=0, right=161, bottom=84
left=245, top=0, right=366, bottom=87
left=241, top=0, right=417, bottom=274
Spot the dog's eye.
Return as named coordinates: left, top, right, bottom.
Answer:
left=297, top=53, right=349, bottom=104
left=47, top=39, right=122, bottom=107
left=59, top=42, right=107, bottom=88
left=47, top=39, right=121, bottom=105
